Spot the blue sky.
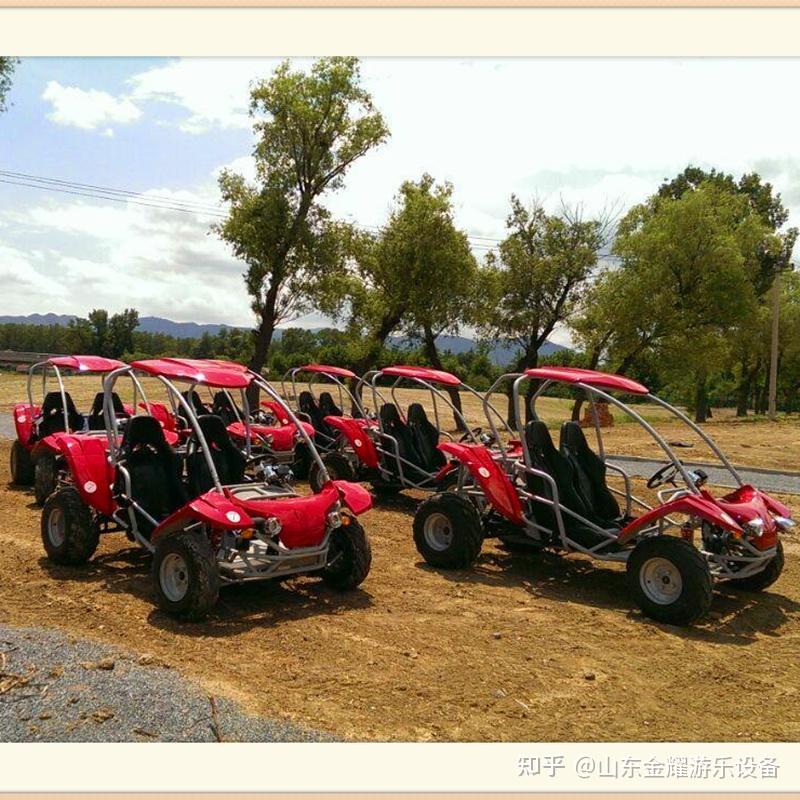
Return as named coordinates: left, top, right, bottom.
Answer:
left=2, top=58, right=800, bottom=343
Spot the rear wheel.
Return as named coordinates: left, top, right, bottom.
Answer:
left=10, top=441, right=34, bottom=486
left=321, top=519, right=372, bottom=590
left=729, top=539, right=784, bottom=592
left=152, top=531, right=219, bottom=620
left=41, top=488, right=99, bottom=565
left=627, top=535, right=712, bottom=626
left=34, top=453, right=58, bottom=505
left=413, top=492, right=483, bottom=568
left=309, top=452, right=356, bottom=493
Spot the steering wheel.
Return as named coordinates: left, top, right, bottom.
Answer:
left=646, top=462, right=679, bottom=489
left=459, top=426, right=483, bottom=443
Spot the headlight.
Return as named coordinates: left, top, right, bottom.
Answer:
left=744, top=518, right=765, bottom=538
left=265, top=516, right=282, bottom=536
left=327, top=510, right=342, bottom=529
left=774, top=516, right=796, bottom=531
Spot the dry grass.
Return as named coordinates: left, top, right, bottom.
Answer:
left=1, top=438, right=799, bottom=741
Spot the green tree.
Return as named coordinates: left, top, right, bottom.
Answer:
left=0, top=57, right=17, bottom=114
left=479, top=197, right=608, bottom=421
left=574, top=183, right=776, bottom=421
left=656, top=165, right=797, bottom=415
left=214, top=57, right=389, bottom=392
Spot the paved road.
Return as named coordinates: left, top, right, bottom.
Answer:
left=0, top=624, right=332, bottom=742
left=607, top=455, right=800, bottom=496
left=0, top=413, right=14, bottom=441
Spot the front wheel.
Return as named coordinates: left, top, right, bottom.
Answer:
left=309, top=451, right=356, bottom=493
left=729, top=540, right=784, bottom=592
left=41, top=487, right=99, bottom=565
left=626, top=535, right=712, bottom=626
left=152, top=531, right=219, bottom=620
left=10, top=441, right=34, bottom=486
left=34, top=453, right=58, bottom=506
left=321, top=518, right=372, bottom=590
left=413, top=492, right=483, bottom=568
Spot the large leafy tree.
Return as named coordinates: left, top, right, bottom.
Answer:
left=656, top=166, right=797, bottom=415
left=320, top=175, right=479, bottom=425
left=479, top=197, right=608, bottom=421
left=214, top=58, right=389, bottom=385
left=572, top=182, right=777, bottom=421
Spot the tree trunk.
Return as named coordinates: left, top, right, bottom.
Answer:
left=423, top=326, right=466, bottom=432
left=694, top=373, right=709, bottom=424
left=246, top=297, right=278, bottom=407
left=350, top=306, right=407, bottom=412
left=735, top=361, right=752, bottom=417
left=505, top=345, right=538, bottom=427
left=570, top=341, right=606, bottom=421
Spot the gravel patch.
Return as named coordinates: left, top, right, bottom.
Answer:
left=0, top=624, right=334, bottom=742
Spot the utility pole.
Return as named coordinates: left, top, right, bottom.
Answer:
left=768, top=271, right=780, bottom=420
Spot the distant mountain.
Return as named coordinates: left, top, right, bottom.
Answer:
left=0, top=313, right=78, bottom=326
left=0, top=313, right=567, bottom=367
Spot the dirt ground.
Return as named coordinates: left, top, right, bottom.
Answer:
left=1, top=437, right=799, bottom=742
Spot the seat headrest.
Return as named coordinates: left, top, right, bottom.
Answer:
left=561, top=421, right=589, bottom=453
left=379, top=403, right=402, bottom=426
left=194, top=414, right=233, bottom=450
left=525, top=420, right=558, bottom=459
left=407, top=403, right=431, bottom=426
left=212, top=390, right=236, bottom=411
left=42, top=391, right=74, bottom=415
left=298, top=391, right=318, bottom=411
left=122, top=415, right=168, bottom=451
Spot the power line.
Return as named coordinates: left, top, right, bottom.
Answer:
left=0, top=167, right=620, bottom=259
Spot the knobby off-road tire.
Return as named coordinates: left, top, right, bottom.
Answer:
left=626, top=535, right=712, bottom=626
left=10, top=441, right=34, bottom=486
left=729, top=539, right=785, bottom=592
left=41, top=487, right=99, bottom=565
left=152, top=531, right=220, bottom=621
left=34, top=453, right=58, bottom=506
left=321, top=519, right=372, bottom=590
left=413, top=491, right=483, bottom=569
left=309, top=452, right=356, bottom=494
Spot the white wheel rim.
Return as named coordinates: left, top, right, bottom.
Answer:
left=640, top=556, right=683, bottom=605
left=47, top=507, right=66, bottom=548
left=159, top=553, right=190, bottom=602
left=424, top=512, right=453, bottom=552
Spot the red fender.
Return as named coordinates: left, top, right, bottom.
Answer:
left=54, top=435, right=116, bottom=516
left=618, top=493, right=745, bottom=545
left=438, top=442, right=524, bottom=526
left=151, top=491, right=255, bottom=545
left=31, top=434, right=68, bottom=461
left=325, top=416, right=380, bottom=469
left=227, top=420, right=315, bottom=452
left=138, top=402, right=176, bottom=432
left=333, top=479, right=373, bottom=516
left=13, top=403, right=38, bottom=449
left=260, top=400, right=292, bottom=426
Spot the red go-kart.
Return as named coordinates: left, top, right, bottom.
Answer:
left=10, top=355, right=128, bottom=504
left=40, top=358, right=373, bottom=620
left=413, top=367, right=793, bottom=626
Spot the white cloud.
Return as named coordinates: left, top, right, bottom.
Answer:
left=128, top=59, right=270, bottom=134
left=42, top=80, right=142, bottom=133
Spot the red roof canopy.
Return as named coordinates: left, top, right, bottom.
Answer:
left=131, top=358, right=252, bottom=389
left=524, top=367, right=649, bottom=396
left=48, top=355, right=126, bottom=373
left=295, top=364, right=357, bottom=380
left=379, top=365, right=462, bottom=387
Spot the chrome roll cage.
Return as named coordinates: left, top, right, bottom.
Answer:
left=101, top=366, right=330, bottom=496
left=280, top=367, right=366, bottom=419
left=27, top=360, right=77, bottom=434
